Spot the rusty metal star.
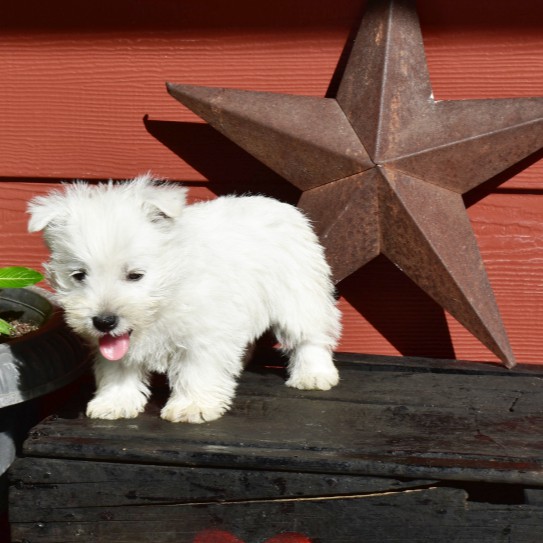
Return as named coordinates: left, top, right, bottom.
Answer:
left=167, top=0, right=543, bottom=367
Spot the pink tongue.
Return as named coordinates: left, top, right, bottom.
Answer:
left=99, top=333, right=130, bottom=361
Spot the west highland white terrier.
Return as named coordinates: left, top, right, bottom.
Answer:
left=28, top=175, right=341, bottom=423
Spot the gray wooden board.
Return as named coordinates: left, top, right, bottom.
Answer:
left=18, top=356, right=543, bottom=486
left=9, top=457, right=435, bottom=519
left=10, top=486, right=543, bottom=543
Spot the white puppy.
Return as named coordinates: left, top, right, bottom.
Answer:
left=28, top=175, right=341, bottom=423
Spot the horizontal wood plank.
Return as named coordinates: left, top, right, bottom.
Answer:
left=18, top=358, right=543, bottom=486
left=9, top=457, right=434, bottom=520
left=10, top=486, right=543, bottom=543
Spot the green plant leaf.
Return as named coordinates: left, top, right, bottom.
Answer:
left=0, top=317, right=13, bottom=336
left=0, top=266, right=43, bottom=288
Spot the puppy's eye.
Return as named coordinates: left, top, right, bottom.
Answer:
left=126, top=271, right=144, bottom=282
left=70, top=270, right=87, bottom=283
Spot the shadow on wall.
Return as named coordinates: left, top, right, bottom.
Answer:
left=340, top=256, right=457, bottom=360
left=143, top=117, right=300, bottom=203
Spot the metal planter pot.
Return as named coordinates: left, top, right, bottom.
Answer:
left=0, top=287, right=89, bottom=476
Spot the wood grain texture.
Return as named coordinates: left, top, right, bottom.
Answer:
left=11, top=356, right=543, bottom=542
left=16, top=357, right=543, bottom=483
left=0, top=0, right=542, bottom=184
left=9, top=457, right=433, bottom=517
left=11, top=486, right=543, bottom=543
left=0, top=0, right=542, bottom=364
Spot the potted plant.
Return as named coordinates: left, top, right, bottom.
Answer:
left=0, top=266, right=45, bottom=336
left=0, top=265, right=90, bottom=407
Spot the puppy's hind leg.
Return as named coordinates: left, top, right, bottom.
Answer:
left=275, top=299, right=341, bottom=391
left=86, top=358, right=150, bottom=420
left=285, top=341, right=339, bottom=391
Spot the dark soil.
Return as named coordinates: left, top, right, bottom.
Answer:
left=0, top=320, right=40, bottom=343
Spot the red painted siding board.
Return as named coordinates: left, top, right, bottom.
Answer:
left=3, top=181, right=543, bottom=365
left=0, top=1, right=542, bottom=183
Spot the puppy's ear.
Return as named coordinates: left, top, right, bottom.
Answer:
left=27, top=192, right=67, bottom=232
left=135, top=175, right=188, bottom=221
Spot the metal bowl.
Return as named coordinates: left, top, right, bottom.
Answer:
left=0, top=287, right=89, bottom=475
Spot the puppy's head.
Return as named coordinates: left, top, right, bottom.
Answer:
left=28, top=174, right=187, bottom=360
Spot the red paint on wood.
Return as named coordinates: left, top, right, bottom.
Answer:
left=193, top=530, right=311, bottom=543
left=265, top=534, right=312, bottom=543
left=193, top=530, right=244, bottom=543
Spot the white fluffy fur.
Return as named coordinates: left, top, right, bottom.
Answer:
left=28, top=175, right=341, bottom=423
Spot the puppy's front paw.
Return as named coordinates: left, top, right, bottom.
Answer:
left=161, top=396, right=228, bottom=424
left=86, top=394, right=147, bottom=420
left=286, top=366, right=339, bottom=391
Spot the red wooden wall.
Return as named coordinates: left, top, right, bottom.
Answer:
left=1, top=0, right=542, bottom=364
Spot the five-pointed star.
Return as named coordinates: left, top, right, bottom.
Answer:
left=167, top=0, right=543, bottom=367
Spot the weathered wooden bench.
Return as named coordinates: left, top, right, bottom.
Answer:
left=8, top=354, right=543, bottom=542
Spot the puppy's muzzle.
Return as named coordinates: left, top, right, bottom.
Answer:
left=92, top=314, right=119, bottom=333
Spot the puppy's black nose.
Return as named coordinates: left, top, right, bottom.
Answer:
left=92, top=314, right=119, bottom=333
